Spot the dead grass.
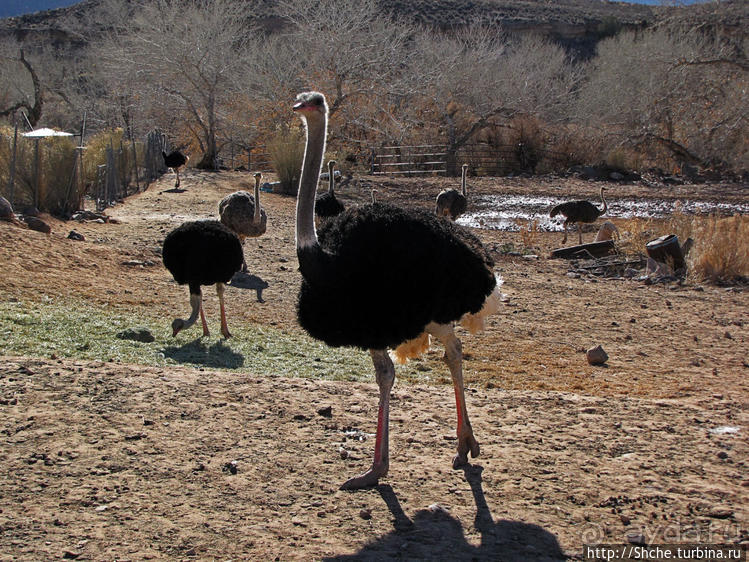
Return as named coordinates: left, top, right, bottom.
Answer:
left=689, top=214, right=749, bottom=283
left=615, top=212, right=748, bottom=283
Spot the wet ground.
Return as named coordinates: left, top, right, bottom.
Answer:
left=458, top=193, right=749, bottom=232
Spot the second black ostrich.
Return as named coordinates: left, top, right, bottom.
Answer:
left=162, top=220, right=243, bottom=338
left=293, top=91, right=502, bottom=490
left=550, top=187, right=608, bottom=245
left=314, top=159, right=344, bottom=223
left=162, top=150, right=189, bottom=188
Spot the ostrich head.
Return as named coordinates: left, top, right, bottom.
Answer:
left=172, top=318, right=187, bottom=337
left=293, top=91, right=328, bottom=119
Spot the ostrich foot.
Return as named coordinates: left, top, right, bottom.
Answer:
left=221, top=327, right=232, bottom=339
left=452, top=433, right=480, bottom=469
left=340, top=462, right=388, bottom=490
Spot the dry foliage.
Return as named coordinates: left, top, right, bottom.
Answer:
left=268, top=127, right=305, bottom=195
left=689, top=214, right=749, bottom=284
left=614, top=210, right=748, bottom=284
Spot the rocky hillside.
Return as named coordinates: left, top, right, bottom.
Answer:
left=0, top=0, right=745, bottom=59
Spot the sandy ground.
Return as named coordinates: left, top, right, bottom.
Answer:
left=0, top=169, right=747, bottom=560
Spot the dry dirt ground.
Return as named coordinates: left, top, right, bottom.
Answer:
left=0, top=170, right=747, bottom=561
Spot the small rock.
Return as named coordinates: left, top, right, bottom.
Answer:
left=359, top=509, right=372, bottom=520
left=23, top=216, right=51, bottom=234
left=223, top=460, right=238, bottom=474
left=586, top=345, right=609, bottom=366
left=717, top=451, right=729, bottom=460
left=317, top=405, right=333, bottom=418
left=62, top=551, right=81, bottom=559
left=339, top=447, right=349, bottom=460
left=116, top=327, right=155, bottom=343
left=67, top=230, right=85, bottom=241
left=620, top=514, right=631, bottom=525
left=708, top=507, right=733, bottom=519
left=626, top=531, right=647, bottom=545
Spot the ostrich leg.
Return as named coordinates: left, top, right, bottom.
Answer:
left=340, top=349, right=394, bottom=490
left=199, top=300, right=209, bottom=336
left=175, top=169, right=181, bottom=188
left=216, top=282, right=231, bottom=338
left=578, top=225, right=583, bottom=245
left=430, top=323, right=480, bottom=468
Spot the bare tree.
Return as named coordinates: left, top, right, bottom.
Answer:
left=0, top=41, right=44, bottom=127
left=576, top=26, right=748, bottom=172
left=406, top=27, right=580, bottom=173
left=96, top=0, right=260, bottom=169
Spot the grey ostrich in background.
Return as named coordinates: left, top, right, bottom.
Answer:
left=162, top=220, right=243, bottom=338
left=162, top=150, right=189, bottom=188
left=314, top=159, right=345, bottom=223
left=219, top=172, right=268, bottom=272
left=549, top=186, right=608, bottom=245
left=436, top=163, right=468, bottom=220
left=293, top=92, right=502, bottom=490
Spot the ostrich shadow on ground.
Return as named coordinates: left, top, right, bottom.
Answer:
left=326, top=465, right=565, bottom=562
left=228, top=271, right=269, bottom=302
left=161, top=338, right=244, bottom=369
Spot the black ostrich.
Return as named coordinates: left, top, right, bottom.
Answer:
left=549, top=186, right=608, bottom=245
left=293, top=92, right=502, bottom=490
left=435, top=163, right=468, bottom=221
left=162, top=150, right=189, bottom=188
left=162, top=220, right=243, bottom=338
left=314, top=159, right=345, bottom=223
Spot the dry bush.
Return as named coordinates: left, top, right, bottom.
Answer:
left=518, top=219, right=541, bottom=250
left=83, top=129, right=140, bottom=190
left=689, top=214, right=749, bottom=284
left=0, top=126, right=78, bottom=214
left=268, top=127, right=305, bottom=195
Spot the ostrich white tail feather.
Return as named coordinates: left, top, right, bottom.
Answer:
left=459, top=275, right=504, bottom=334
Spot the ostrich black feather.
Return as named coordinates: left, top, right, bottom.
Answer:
left=163, top=150, right=188, bottom=169
left=162, top=220, right=243, bottom=294
left=315, top=191, right=345, bottom=218
left=297, top=202, right=496, bottom=350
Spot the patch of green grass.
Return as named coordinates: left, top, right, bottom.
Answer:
left=0, top=298, right=431, bottom=383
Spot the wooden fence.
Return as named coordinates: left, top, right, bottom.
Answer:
left=370, top=143, right=574, bottom=177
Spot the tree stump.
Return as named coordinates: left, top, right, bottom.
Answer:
left=646, top=234, right=686, bottom=272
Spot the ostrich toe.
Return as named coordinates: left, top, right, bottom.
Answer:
left=452, top=433, right=480, bottom=469
left=340, top=462, right=389, bottom=490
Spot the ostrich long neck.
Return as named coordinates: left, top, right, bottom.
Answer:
left=461, top=167, right=467, bottom=197
left=253, top=176, right=261, bottom=225
left=296, top=112, right=327, bottom=250
left=599, top=188, right=608, bottom=216
left=328, top=162, right=335, bottom=195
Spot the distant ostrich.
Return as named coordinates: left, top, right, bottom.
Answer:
left=549, top=186, right=608, bottom=245
left=315, top=160, right=345, bottom=223
left=162, top=220, right=243, bottom=338
left=435, top=163, right=468, bottom=220
left=162, top=150, right=189, bottom=188
left=219, top=172, right=268, bottom=272
left=293, top=92, right=502, bottom=490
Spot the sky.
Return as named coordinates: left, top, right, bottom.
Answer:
left=0, top=0, right=714, bottom=19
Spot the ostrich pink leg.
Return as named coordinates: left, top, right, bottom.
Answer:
left=199, top=301, right=209, bottom=336
left=340, top=349, right=394, bottom=490
left=216, top=282, right=231, bottom=338
left=429, top=323, right=479, bottom=468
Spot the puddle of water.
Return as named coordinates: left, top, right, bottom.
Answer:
left=458, top=194, right=749, bottom=232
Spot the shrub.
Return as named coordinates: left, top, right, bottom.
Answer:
left=0, top=126, right=79, bottom=215
left=268, top=127, right=305, bottom=195
left=689, top=214, right=749, bottom=284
